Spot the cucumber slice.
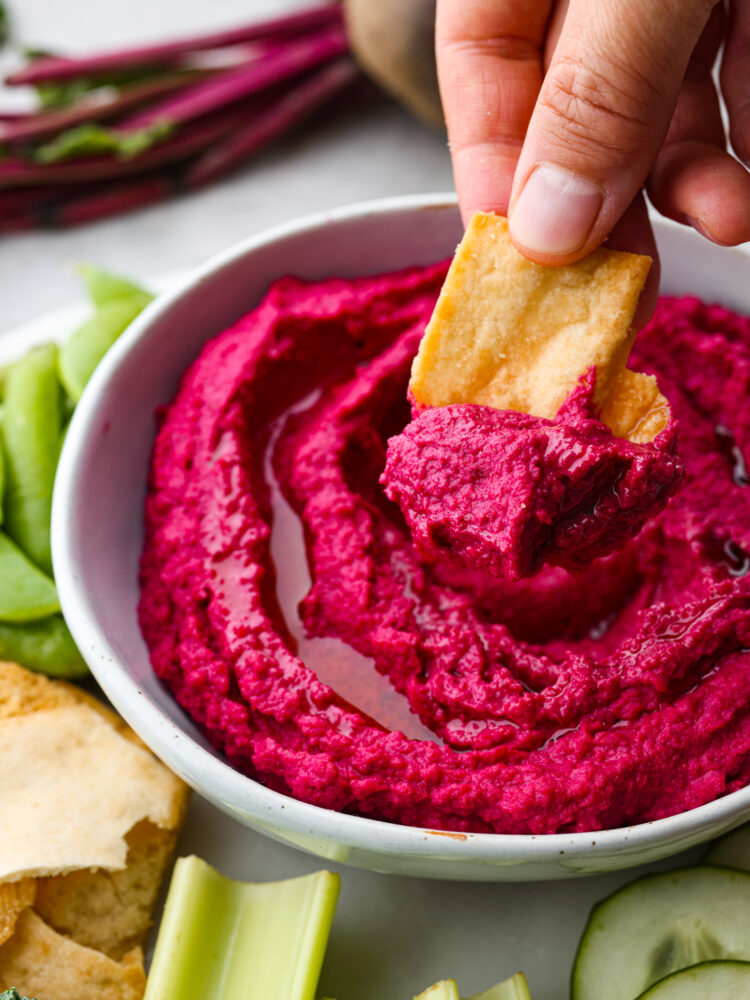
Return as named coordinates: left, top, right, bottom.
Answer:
left=415, top=982, right=460, bottom=1000
left=635, top=960, right=750, bottom=999
left=703, top=823, right=750, bottom=871
left=467, top=972, right=531, bottom=1000
left=571, top=865, right=750, bottom=1000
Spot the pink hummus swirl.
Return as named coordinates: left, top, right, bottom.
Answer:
left=139, top=262, right=750, bottom=834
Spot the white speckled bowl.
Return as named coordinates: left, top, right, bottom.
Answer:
left=52, top=194, right=750, bottom=880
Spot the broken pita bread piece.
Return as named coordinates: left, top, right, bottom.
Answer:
left=410, top=212, right=669, bottom=443
left=0, top=661, right=189, bottom=999
left=0, top=909, right=145, bottom=1000
left=0, top=701, right=183, bottom=882
left=34, top=819, right=176, bottom=960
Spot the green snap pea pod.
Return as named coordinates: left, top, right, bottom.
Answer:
left=3, top=343, right=60, bottom=574
left=58, top=296, right=152, bottom=403
left=77, top=263, right=153, bottom=310
left=0, top=613, right=87, bottom=677
left=0, top=530, right=59, bottom=621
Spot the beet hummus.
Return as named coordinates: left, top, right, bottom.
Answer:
left=382, top=374, right=683, bottom=580
left=139, top=262, right=750, bottom=834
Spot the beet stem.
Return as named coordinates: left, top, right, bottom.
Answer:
left=0, top=72, right=204, bottom=144
left=0, top=101, right=261, bottom=188
left=6, top=4, right=342, bottom=86
left=186, top=57, right=358, bottom=187
left=0, top=174, right=174, bottom=231
left=54, top=175, right=174, bottom=225
left=119, top=25, right=348, bottom=132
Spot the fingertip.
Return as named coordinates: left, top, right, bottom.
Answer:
left=648, top=141, right=750, bottom=247
left=683, top=214, right=739, bottom=247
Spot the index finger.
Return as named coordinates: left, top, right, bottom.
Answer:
left=436, top=0, right=553, bottom=224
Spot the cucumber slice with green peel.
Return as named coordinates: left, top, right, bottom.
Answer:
left=415, top=982, right=460, bottom=1000
left=144, top=856, right=340, bottom=1000
left=634, top=960, right=750, bottom=999
left=571, top=866, right=750, bottom=1000
left=703, top=823, right=750, bottom=871
left=467, top=972, right=531, bottom=1000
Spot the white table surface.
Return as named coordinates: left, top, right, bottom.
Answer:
left=0, top=3, right=703, bottom=999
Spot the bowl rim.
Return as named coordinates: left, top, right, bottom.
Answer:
left=52, top=191, right=750, bottom=864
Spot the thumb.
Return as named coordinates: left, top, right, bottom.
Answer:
left=508, top=0, right=718, bottom=263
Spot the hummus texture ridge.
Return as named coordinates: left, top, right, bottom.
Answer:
left=139, top=263, right=750, bottom=834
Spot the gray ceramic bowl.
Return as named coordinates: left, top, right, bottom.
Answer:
left=52, top=194, right=750, bottom=880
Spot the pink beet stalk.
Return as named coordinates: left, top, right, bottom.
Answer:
left=119, top=24, right=348, bottom=132
left=0, top=211, right=36, bottom=232
left=55, top=175, right=173, bottom=224
left=6, top=4, right=341, bottom=86
left=0, top=182, right=85, bottom=213
left=0, top=174, right=173, bottom=231
left=187, top=58, right=358, bottom=186
left=0, top=3, right=355, bottom=233
left=0, top=102, right=260, bottom=189
left=0, top=72, right=204, bottom=144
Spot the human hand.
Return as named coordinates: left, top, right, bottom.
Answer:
left=436, top=0, right=750, bottom=306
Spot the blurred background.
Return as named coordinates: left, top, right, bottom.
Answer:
left=0, top=0, right=452, bottom=329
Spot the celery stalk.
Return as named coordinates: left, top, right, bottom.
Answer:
left=415, top=982, right=461, bottom=1000
left=466, top=973, right=532, bottom=1000
left=144, top=856, right=340, bottom=1000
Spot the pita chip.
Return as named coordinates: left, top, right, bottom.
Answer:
left=410, top=212, right=669, bottom=443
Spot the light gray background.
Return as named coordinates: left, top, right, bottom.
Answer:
left=0, top=3, right=701, bottom=998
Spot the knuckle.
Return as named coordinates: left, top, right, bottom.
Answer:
left=436, top=35, right=540, bottom=63
left=539, top=52, right=659, bottom=159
